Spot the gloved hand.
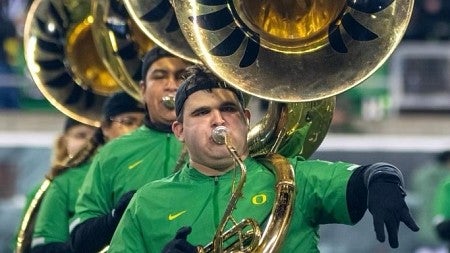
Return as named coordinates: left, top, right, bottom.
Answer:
left=435, top=220, right=450, bottom=241
left=162, top=226, right=197, bottom=253
left=367, top=177, right=419, bottom=248
left=111, top=190, right=136, bottom=222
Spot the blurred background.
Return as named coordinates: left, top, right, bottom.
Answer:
left=1, top=0, right=450, bottom=252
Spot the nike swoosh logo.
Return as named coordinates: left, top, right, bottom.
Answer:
left=168, top=210, right=187, bottom=221
left=128, top=159, right=143, bottom=169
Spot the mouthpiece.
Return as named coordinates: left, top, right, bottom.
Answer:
left=162, top=96, right=175, bottom=109
left=212, top=126, right=228, bottom=145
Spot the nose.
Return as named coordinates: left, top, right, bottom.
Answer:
left=211, top=109, right=225, bottom=127
left=165, top=75, right=179, bottom=91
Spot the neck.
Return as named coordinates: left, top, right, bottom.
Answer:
left=143, top=114, right=172, bottom=133
left=190, top=153, right=248, bottom=176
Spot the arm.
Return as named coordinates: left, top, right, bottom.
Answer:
left=31, top=243, right=71, bottom=253
left=436, top=220, right=450, bottom=240
left=108, top=195, right=148, bottom=253
left=70, top=190, right=136, bottom=253
left=347, top=163, right=419, bottom=248
left=69, top=153, right=112, bottom=252
left=31, top=181, right=71, bottom=253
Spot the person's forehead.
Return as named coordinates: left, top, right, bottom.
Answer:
left=67, top=125, right=94, bottom=133
left=114, top=111, right=145, bottom=117
left=185, top=89, right=238, bottom=107
left=148, top=57, right=186, bottom=72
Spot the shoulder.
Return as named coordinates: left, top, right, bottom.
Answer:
left=131, top=173, right=182, bottom=202
left=51, top=161, right=91, bottom=186
left=289, top=157, right=356, bottom=170
left=140, top=172, right=179, bottom=191
left=98, top=126, right=175, bottom=154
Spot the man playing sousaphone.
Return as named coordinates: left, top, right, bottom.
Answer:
left=108, top=65, right=419, bottom=253
left=69, top=47, right=191, bottom=252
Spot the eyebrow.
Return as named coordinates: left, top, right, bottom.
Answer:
left=150, top=68, right=186, bottom=76
left=189, top=100, right=240, bottom=115
left=190, top=106, right=209, bottom=116
left=220, top=101, right=240, bottom=108
left=149, top=69, right=168, bottom=75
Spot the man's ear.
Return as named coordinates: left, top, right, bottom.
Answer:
left=244, top=109, right=251, bottom=127
left=172, top=121, right=184, bottom=142
left=139, top=80, right=146, bottom=104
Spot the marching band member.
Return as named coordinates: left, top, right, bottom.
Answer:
left=30, top=92, right=144, bottom=253
left=69, top=47, right=191, bottom=252
left=109, top=65, right=419, bottom=253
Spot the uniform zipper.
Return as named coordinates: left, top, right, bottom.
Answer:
left=213, top=176, right=220, bottom=228
left=163, top=133, right=171, bottom=174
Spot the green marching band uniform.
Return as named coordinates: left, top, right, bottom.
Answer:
left=71, top=125, right=183, bottom=228
left=32, top=161, right=92, bottom=247
left=109, top=157, right=358, bottom=253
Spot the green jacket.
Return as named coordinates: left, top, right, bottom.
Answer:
left=109, top=156, right=356, bottom=253
left=72, top=126, right=183, bottom=227
left=32, top=161, right=91, bottom=247
left=433, top=174, right=450, bottom=225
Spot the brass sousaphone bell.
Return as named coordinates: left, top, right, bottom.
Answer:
left=23, top=0, right=124, bottom=127
left=172, top=0, right=414, bottom=102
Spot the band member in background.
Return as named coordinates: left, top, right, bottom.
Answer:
left=69, top=47, right=191, bottom=252
left=30, top=92, right=145, bottom=253
left=108, top=65, right=419, bottom=253
left=13, top=116, right=96, bottom=252
left=432, top=150, right=450, bottom=251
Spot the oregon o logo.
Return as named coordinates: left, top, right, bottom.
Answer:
left=252, top=194, right=267, bottom=205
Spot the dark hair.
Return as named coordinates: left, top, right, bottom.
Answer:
left=141, top=47, right=175, bottom=80
left=437, top=150, right=450, bottom=164
left=174, top=65, right=245, bottom=120
left=102, top=92, right=145, bottom=120
left=63, top=117, right=86, bottom=132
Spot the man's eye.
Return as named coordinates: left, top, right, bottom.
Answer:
left=151, top=74, right=166, bottom=80
left=221, top=106, right=238, bottom=112
left=175, top=73, right=184, bottom=81
left=72, top=133, right=89, bottom=139
left=193, top=109, right=209, bottom=116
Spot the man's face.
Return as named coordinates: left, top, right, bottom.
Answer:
left=64, top=124, right=96, bottom=157
left=103, top=112, right=145, bottom=141
left=140, top=57, right=190, bottom=125
left=172, top=89, right=250, bottom=175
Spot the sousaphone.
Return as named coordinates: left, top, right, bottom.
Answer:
left=91, top=0, right=156, bottom=102
left=172, top=0, right=414, bottom=102
left=23, top=0, right=124, bottom=127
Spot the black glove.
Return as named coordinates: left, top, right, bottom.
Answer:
left=436, top=220, right=450, bottom=241
left=162, top=226, right=197, bottom=253
left=111, top=190, right=136, bottom=223
left=367, top=177, right=419, bottom=248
